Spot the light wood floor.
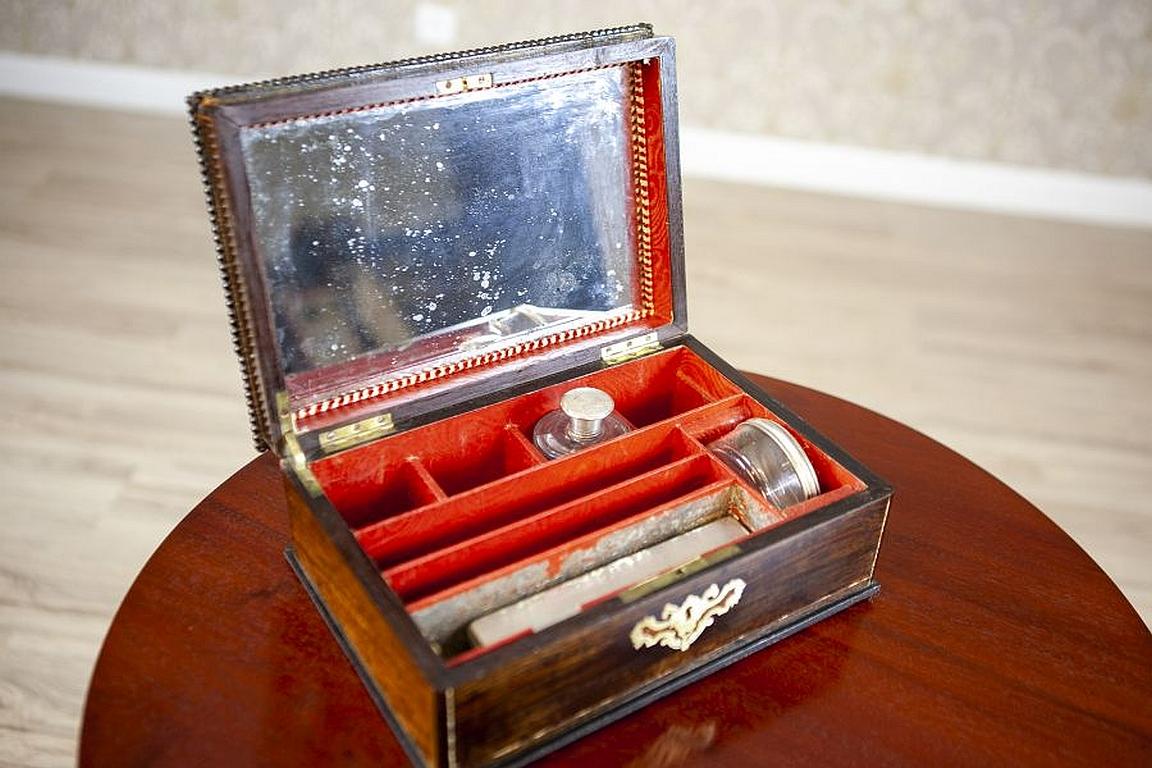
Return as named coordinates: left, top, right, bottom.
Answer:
left=1, top=97, right=1149, bottom=767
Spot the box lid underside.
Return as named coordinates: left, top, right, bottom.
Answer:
left=191, top=24, right=686, bottom=454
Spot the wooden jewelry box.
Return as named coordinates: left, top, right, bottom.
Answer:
left=190, top=23, right=891, bottom=768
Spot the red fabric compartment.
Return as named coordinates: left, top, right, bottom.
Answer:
left=312, top=346, right=744, bottom=529
left=312, top=454, right=444, bottom=529
left=388, top=452, right=726, bottom=602
left=423, top=427, right=542, bottom=497
left=357, top=424, right=701, bottom=568
left=310, top=345, right=870, bottom=616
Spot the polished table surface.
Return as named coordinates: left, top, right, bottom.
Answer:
left=80, top=374, right=1152, bottom=766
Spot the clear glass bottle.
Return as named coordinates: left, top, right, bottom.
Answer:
left=708, top=418, right=820, bottom=508
left=533, top=387, right=631, bottom=459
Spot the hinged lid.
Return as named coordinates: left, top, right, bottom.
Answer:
left=190, top=24, right=686, bottom=455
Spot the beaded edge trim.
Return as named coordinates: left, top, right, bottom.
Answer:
left=191, top=100, right=271, bottom=449
left=190, top=24, right=652, bottom=104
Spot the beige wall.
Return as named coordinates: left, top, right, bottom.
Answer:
left=2, top=0, right=1150, bottom=179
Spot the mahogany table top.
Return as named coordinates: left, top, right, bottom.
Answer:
left=80, top=374, right=1152, bottom=766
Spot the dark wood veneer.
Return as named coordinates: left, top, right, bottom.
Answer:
left=285, top=475, right=444, bottom=765
left=449, top=498, right=887, bottom=766
left=275, top=340, right=889, bottom=765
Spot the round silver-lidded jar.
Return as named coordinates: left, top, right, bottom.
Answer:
left=708, top=418, right=820, bottom=508
left=533, top=386, right=631, bottom=459
left=559, top=387, right=616, bottom=440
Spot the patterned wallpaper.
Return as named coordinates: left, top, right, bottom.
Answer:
left=2, top=0, right=1150, bottom=178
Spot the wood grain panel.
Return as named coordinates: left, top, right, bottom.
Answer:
left=286, top=479, right=443, bottom=766
left=449, top=497, right=887, bottom=766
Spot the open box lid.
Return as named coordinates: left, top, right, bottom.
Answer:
left=190, top=24, right=686, bottom=458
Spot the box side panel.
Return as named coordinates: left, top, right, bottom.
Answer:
left=452, top=494, right=888, bottom=766
left=285, top=478, right=444, bottom=766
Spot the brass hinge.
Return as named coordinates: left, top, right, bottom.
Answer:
left=435, top=72, right=493, bottom=96
left=601, top=331, right=661, bottom=365
left=276, top=392, right=322, bottom=496
left=283, top=429, right=323, bottom=497
left=318, top=413, right=395, bottom=454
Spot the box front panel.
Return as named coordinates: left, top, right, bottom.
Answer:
left=450, top=495, right=887, bottom=767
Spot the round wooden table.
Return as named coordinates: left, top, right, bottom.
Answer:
left=80, top=375, right=1152, bottom=766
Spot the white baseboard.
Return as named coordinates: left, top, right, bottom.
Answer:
left=3, top=51, right=1151, bottom=228
left=0, top=51, right=240, bottom=114
left=680, top=128, right=1152, bottom=228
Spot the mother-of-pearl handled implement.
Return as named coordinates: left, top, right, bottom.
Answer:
left=467, top=516, right=748, bottom=647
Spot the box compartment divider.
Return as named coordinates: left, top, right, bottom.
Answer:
left=386, top=451, right=726, bottom=601
left=674, top=368, right=722, bottom=403
left=356, top=423, right=701, bottom=566
left=407, top=478, right=746, bottom=655
left=311, top=454, right=448, bottom=528
left=407, top=459, right=449, bottom=504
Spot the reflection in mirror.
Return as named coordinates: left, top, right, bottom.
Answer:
left=240, top=65, right=639, bottom=395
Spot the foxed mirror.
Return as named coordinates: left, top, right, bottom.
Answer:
left=238, top=64, right=647, bottom=400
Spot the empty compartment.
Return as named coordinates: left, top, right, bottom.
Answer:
left=387, top=452, right=726, bottom=601
left=356, top=424, right=702, bottom=568
left=614, top=370, right=715, bottom=428
left=612, top=350, right=744, bottom=428
left=422, top=426, right=543, bottom=496
left=312, top=454, right=444, bottom=528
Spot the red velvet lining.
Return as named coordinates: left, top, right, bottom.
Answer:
left=309, top=346, right=869, bottom=620
left=312, top=454, right=444, bottom=529
left=388, top=453, right=724, bottom=602
left=639, top=57, right=674, bottom=328
left=407, top=478, right=734, bottom=613
left=357, top=424, right=700, bottom=568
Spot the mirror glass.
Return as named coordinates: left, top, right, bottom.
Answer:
left=240, top=66, right=639, bottom=391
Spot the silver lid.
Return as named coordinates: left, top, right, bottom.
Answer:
left=561, top=387, right=616, bottom=440
left=744, top=418, right=821, bottom=500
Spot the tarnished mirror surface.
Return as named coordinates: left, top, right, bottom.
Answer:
left=239, top=66, right=640, bottom=397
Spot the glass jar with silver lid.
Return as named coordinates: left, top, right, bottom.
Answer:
left=533, top=387, right=631, bottom=459
left=708, top=418, right=820, bottom=508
